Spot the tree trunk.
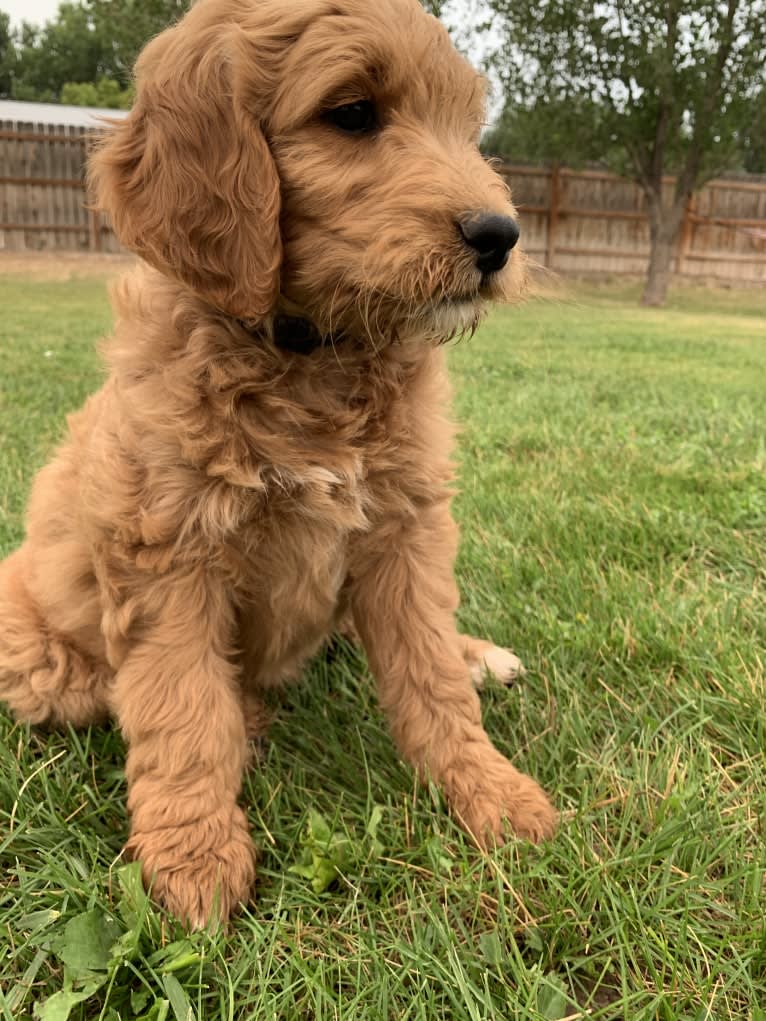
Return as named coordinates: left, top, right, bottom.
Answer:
left=640, top=193, right=685, bottom=307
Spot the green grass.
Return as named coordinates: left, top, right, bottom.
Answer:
left=1, top=271, right=765, bottom=1020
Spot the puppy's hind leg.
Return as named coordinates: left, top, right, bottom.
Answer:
left=459, top=634, right=526, bottom=690
left=0, top=550, right=110, bottom=728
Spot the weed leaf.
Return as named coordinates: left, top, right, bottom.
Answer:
left=536, top=972, right=569, bottom=1020
left=33, top=976, right=105, bottom=1021
left=53, top=909, right=122, bottom=976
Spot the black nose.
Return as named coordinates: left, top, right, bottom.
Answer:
left=458, top=213, right=520, bottom=275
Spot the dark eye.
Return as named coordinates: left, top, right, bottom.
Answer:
left=322, top=100, right=378, bottom=135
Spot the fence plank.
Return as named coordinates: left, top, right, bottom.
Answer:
left=546, top=163, right=561, bottom=269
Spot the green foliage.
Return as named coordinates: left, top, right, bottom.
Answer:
left=24, top=863, right=202, bottom=1020
left=482, top=96, right=617, bottom=166
left=84, top=0, right=189, bottom=84
left=741, top=90, right=766, bottom=174
left=8, top=2, right=112, bottom=101
left=289, top=807, right=385, bottom=893
left=0, top=10, right=14, bottom=95
left=0, top=0, right=187, bottom=102
left=60, top=76, right=134, bottom=109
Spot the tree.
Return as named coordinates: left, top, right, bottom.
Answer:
left=61, top=77, right=133, bottom=108
left=483, top=96, right=620, bottom=168
left=2, top=0, right=187, bottom=101
left=85, top=0, right=189, bottom=86
left=741, top=89, right=766, bottom=174
left=10, top=2, right=112, bottom=100
left=485, top=0, right=766, bottom=305
left=0, top=11, right=14, bottom=96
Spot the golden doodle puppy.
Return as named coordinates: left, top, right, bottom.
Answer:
left=0, top=0, right=557, bottom=927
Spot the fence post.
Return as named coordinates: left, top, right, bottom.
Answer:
left=677, top=197, right=694, bottom=276
left=546, top=163, right=561, bottom=268
left=89, top=207, right=102, bottom=252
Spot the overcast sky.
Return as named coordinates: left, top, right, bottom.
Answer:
left=2, top=0, right=61, bottom=26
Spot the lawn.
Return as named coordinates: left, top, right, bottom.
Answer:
left=0, top=266, right=764, bottom=1020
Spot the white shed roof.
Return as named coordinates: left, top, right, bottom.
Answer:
left=0, top=99, right=129, bottom=129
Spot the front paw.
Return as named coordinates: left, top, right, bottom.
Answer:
left=446, top=753, right=558, bottom=847
left=127, top=809, right=256, bottom=929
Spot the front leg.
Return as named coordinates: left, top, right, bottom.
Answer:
left=106, top=566, right=255, bottom=929
left=351, top=500, right=557, bottom=846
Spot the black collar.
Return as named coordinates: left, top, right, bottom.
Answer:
left=272, top=314, right=326, bottom=355
left=236, top=312, right=326, bottom=353
left=236, top=313, right=337, bottom=355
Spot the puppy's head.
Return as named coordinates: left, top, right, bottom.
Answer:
left=91, top=0, right=524, bottom=342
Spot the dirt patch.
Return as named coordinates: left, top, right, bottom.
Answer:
left=0, top=251, right=137, bottom=281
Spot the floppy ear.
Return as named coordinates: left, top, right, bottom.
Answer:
left=89, top=23, right=281, bottom=321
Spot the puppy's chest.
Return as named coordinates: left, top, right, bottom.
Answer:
left=233, top=369, right=411, bottom=508
left=215, top=382, right=418, bottom=592
left=221, top=429, right=384, bottom=571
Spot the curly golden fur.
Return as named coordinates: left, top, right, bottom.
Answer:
left=0, top=0, right=557, bottom=927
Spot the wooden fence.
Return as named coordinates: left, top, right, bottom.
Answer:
left=495, top=163, right=766, bottom=284
left=1, top=119, right=765, bottom=282
left=0, top=119, right=118, bottom=254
